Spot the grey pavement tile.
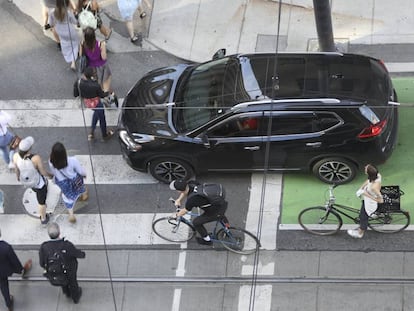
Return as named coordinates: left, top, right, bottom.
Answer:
left=403, top=285, right=414, bottom=311
left=273, top=251, right=320, bottom=277
left=271, top=284, right=317, bottom=311
left=402, top=253, right=414, bottom=277
left=124, top=250, right=181, bottom=277
left=8, top=282, right=58, bottom=311
left=317, top=284, right=403, bottom=311
left=184, top=250, right=228, bottom=277
left=319, top=252, right=405, bottom=277
left=122, top=284, right=175, bottom=311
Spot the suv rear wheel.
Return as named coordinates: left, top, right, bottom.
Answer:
left=149, top=158, right=194, bottom=183
left=312, top=158, right=357, bottom=184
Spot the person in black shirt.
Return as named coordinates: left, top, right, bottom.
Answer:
left=77, top=67, right=114, bottom=141
left=39, top=222, right=85, bottom=304
left=170, top=180, right=228, bottom=245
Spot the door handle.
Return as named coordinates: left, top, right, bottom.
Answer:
left=244, top=146, right=260, bottom=151
left=306, top=142, right=322, bottom=147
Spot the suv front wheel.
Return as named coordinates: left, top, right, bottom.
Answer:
left=149, top=158, right=194, bottom=183
left=312, top=158, right=357, bottom=185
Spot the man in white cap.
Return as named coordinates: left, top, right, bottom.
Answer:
left=12, top=137, right=53, bottom=225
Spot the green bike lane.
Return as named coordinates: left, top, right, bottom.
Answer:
left=278, top=77, right=414, bottom=251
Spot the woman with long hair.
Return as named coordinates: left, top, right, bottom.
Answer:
left=80, top=27, right=115, bottom=103
left=348, top=164, right=384, bottom=238
left=49, top=142, right=88, bottom=223
left=48, top=0, right=80, bottom=70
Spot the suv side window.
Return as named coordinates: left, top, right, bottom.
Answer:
left=207, top=114, right=261, bottom=138
left=258, top=112, right=340, bottom=136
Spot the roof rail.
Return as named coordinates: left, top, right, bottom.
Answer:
left=232, top=98, right=341, bottom=110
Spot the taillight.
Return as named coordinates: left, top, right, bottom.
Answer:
left=358, top=119, right=387, bottom=139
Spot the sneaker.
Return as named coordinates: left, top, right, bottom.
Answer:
left=57, top=43, right=61, bottom=50
left=8, top=162, right=15, bottom=169
left=347, top=229, right=364, bottom=239
left=21, top=259, right=32, bottom=279
left=40, top=213, right=50, bottom=225
left=196, top=237, right=212, bottom=245
left=88, top=133, right=95, bottom=141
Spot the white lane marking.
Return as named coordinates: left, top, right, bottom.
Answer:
left=0, top=155, right=157, bottom=185
left=0, top=99, right=121, bottom=127
left=279, top=224, right=414, bottom=231
left=245, top=173, right=281, bottom=250
left=238, top=285, right=272, bottom=311
left=171, top=289, right=182, bottom=311
left=176, top=251, right=186, bottom=277
left=0, top=213, right=176, bottom=245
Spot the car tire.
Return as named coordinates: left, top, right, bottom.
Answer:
left=149, top=158, right=194, bottom=183
left=312, top=158, right=357, bottom=185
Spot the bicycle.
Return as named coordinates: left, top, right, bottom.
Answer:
left=152, top=200, right=261, bottom=255
left=298, top=185, right=410, bottom=236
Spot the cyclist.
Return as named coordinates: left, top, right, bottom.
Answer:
left=347, top=164, right=384, bottom=239
left=170, top=180, right=228, bottom=245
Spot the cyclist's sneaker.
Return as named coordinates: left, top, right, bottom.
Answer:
left=347, top=229, right=364, bottom=239
left=196, top=237, right=212, bottom=245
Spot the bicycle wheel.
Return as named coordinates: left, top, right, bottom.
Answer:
left=216, top=227, right=260, bottom=255
left=152, top=217, right=195, bottom=242
left=298, top=206, right=342, bottom=235
left=368, top=210, right=410, bottom=233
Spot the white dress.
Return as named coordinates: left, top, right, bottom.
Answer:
left=49, top=11, right=80, bottom=63
left=363, top=174, right=382, bottom=215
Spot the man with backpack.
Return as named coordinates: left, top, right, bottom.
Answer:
left=39, top=222, right=85, bottom=304
left=13, top=136, right=53, bottom=225
left=170, top=180, right=228, bottom=245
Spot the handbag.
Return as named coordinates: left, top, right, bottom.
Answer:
left=9, top=135, right=21, bottom=150
left=84, top=97, right=100, bottom=109
left=78, top=1, right=97, bottom=30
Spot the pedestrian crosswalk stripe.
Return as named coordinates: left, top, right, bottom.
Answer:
left=0, top=99, right=121, bottom=127
left=0, top=155, right=157, bottom=185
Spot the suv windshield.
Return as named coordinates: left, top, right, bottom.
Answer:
left=173, top=57, right=247, bottom=132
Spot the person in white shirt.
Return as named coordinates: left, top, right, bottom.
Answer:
left=347, top=164, right=384, bottom=238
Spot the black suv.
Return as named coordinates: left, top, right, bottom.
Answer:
left=118, top=51, right=398, bottom=184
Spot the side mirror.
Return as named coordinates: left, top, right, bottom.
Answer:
left=201, top=134, right=210, bottom=148
left=212, top=49, right=226, bottom=60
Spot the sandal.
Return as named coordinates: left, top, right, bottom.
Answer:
left=140, top=12, right=147, bottom=18
left=105, top=28, right=113, bottom=41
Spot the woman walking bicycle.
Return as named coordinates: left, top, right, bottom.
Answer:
left=347, top=164, right=384, bottom=239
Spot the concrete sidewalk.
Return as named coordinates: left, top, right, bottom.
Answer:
left=10, top=0, right=414, bottom=72
left=8, top=249, right=414, bottom=310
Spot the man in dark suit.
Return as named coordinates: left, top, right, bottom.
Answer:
left=0, top=229, right=32, bottom=311
left=39, top=222, right=85, bottom=304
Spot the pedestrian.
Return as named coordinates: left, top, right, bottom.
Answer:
left=77, top=66, right=114, bottom=141
left=347, top=164, right=384, bottom=239
left=13, top=136, right=53, bottom=225
left=117, top=0, right=146, bottom=44
left=41, top=0, right=64, bottom=50
left=76, top=0, right=112, bottom=40
left=39, top=222, right=85, bottom=304
left=0, top=111, right=16, bottom=170
left=0, top=228, right=32, bottom=311
left=80, top=27, right=115, bottom=100
left=48, top=0, right=80, bottom=70
left=49, top=142, right=88, bottom=223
